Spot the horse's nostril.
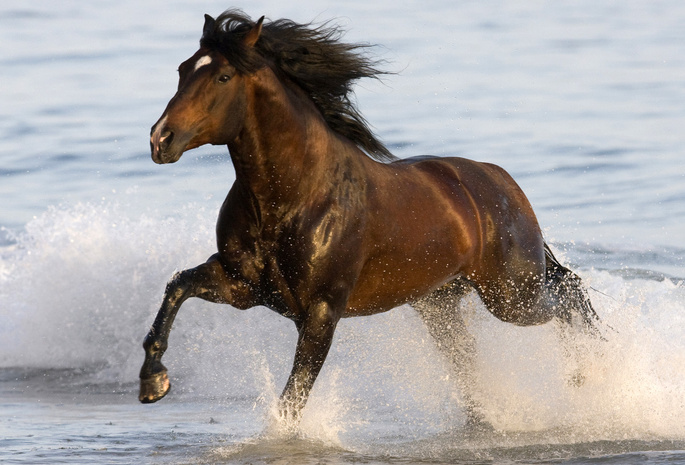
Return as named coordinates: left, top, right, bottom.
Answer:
left=159, top=130, right=174, bottom=148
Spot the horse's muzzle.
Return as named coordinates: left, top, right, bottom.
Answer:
left=150, top=117, right=183, bottom=164
left=150, top=131, right=175, bottom=164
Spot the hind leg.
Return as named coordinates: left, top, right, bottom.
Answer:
left=553, top=319, right=592, bottom=387
left=139, top=254, right=257, bottom=403
left=412, top=280, right=485, bottom=427
left=551, top=303, right=601, bottom=388
left=545, top=295, right=601, bottom=388
left=543, top=244, right=604, bottom=386
left=475, top=244, right=602, bottom=386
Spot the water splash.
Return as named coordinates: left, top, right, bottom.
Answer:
left=1, top=202, right=684, bottom=451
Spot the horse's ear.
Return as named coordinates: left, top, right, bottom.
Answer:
left=203, top=14, right=215, bottom=38
left=243, top=16, right=264, bottom=48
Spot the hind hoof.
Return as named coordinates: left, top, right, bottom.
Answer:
left=569, top=370, right=586, bottom=387
left=139, top=371, right=170, bottom=403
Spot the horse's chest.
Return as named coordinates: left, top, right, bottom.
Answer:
left=251, top=222, right=357, bottom=314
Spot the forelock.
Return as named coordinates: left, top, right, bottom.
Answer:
left=199, top=10, right=264, bottom=74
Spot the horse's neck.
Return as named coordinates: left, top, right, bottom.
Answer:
left=228, top=69, right=352, bottom=205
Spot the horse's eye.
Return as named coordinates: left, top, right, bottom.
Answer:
left=218, top=74, right=231, bottom=83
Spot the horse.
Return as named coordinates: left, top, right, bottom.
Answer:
left=139, top=10, right=600, bottom=425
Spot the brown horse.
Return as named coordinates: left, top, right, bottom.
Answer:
left=140, top=10, right=599, bottom=424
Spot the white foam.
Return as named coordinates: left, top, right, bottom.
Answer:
left=1, top=202, right=684, bottom=444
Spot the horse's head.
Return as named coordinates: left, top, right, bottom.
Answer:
left=150, top=14, right=264, bottom=164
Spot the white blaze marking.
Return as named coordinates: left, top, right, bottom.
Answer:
left=194, top=55, right=212, bottom=72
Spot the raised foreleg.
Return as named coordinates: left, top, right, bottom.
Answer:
left=139, top=254, right=258, bottom=403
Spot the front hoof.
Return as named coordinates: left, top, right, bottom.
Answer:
left=139, top=371, right=170, bottom=403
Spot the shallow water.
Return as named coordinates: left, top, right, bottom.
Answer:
left=1, top=0, right=685, bottom=464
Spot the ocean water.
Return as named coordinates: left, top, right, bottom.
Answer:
left=1, top=1, right=684, bottom=464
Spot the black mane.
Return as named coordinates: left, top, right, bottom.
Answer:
left=200, top=9, right=396, bottom=162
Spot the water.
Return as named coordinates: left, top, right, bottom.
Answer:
left=1, top=0, right=684, bottom=463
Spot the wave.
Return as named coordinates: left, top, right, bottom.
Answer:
left=1, top=202, right=684, bottom=446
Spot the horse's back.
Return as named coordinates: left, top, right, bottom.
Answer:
left=396, top=155, right=524, bottom=196
left=394, top=155, right=541, bottom=240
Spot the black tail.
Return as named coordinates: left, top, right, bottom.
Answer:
left=544, top=242, right=601, bottom=334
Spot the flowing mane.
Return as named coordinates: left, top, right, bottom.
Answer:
left=200, top=9, right=396, bottom=162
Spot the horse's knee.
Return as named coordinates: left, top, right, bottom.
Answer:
left=162, top=268, right=200, bottom=305
left=164, top=258, right=258, bottom=308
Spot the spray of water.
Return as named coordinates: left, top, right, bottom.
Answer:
left=1, top=202, right=684, bottom=452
